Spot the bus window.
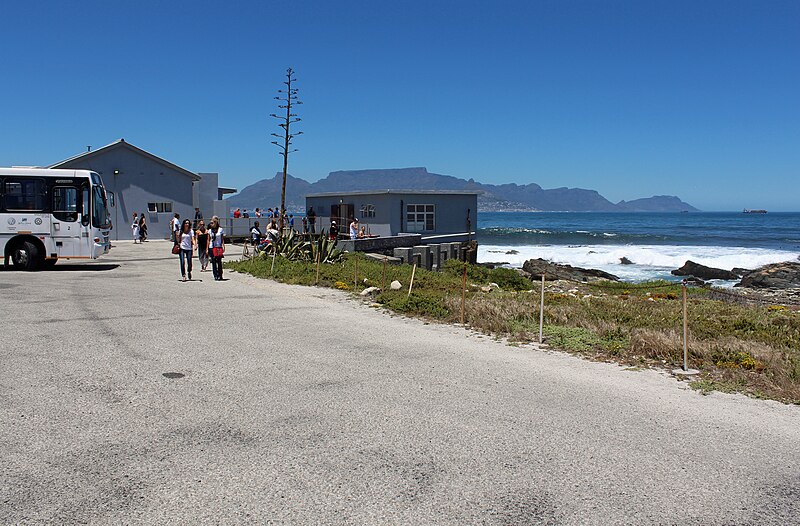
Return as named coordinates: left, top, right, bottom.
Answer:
left=5, top=178, right=47, bottom=211
left=53, top=187, right=79, bottom=222
left=81, top=186, right=90, bottom=226
left=92, top=185, right=111, bottom=228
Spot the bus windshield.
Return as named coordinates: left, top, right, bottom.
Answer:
left=92, top=185, right=111, bottom=229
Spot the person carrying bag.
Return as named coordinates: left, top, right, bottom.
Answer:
left=208, top=216, right=225, bottom=281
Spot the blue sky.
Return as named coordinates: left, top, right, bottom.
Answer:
left=1, top=0, right=798, bottom=211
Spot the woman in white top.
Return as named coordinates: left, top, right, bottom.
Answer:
left=208, top=216, right=225, bottom=281
left=349, top=218, right=359, bottom=240
left=131, top=213, right=140, bottom=243
left=177, top=219, right=196, bottom=281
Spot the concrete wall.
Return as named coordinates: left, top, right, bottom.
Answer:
left=195, top=172, right=219, bottom=221
left=305, top=193, right=477, bottom=237
left=56, top=146, right=196, bottom=240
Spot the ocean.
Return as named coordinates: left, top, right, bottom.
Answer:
left=476, top=212, right=800, bottom=284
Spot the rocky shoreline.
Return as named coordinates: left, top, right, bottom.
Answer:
left=514, top=258, right=800, bottom=304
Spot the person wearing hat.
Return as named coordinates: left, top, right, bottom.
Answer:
left=329, top=220, right=338, bottom=240
left=349, top=218, right=359, bottom=240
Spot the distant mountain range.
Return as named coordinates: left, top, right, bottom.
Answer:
left=225, top=167, right=699, bottom=213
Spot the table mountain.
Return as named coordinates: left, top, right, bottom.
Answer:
left=225, top=167, right=698, bottom=213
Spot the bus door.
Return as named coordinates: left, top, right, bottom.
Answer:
left=50, top=185, right=82, bottom=257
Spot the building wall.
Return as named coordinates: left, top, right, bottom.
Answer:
left=56, top=146, right=196, bottom=240
left=195, top=172, right=220, bottom=221
left=305, top=193, right=477, bottom=237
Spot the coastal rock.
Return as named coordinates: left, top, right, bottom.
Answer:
left=619, top=257, right=634, bottom=265
left=731, top=267, right=750, bottom=277
left=737, top=262, right=800, bottom=289
left=671, top=260, right=738, bottom=281
left=390, top=280, right=402, bottom=290
left=521, top=258, right=619, bottom=282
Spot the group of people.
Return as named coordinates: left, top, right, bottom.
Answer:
left=171, top=214, right=226, bottom=282
left=349, top=218, right=368, bottom=240
left=247, top=220, right=281, bottom=251
left=130, top=213, right=149, bottom=243
left=233, top=206, right=295, bottom=227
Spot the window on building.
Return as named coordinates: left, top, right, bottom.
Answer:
left=406, top=204, right=435, bottom=232
left=360, top=204, right=375, bottom=218
left=52, top=186, right=79, bottom=222
left=147, top=202, right=173, bottom=213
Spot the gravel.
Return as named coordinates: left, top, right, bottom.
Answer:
left=1, top=240, right=799, bottom=525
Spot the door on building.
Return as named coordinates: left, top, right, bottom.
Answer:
left=330, top=204, right=354, bottom=229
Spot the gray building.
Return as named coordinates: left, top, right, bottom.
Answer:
left=305, top=190, right=478, bottom=241
left=49, top=139, right=235, bottom=240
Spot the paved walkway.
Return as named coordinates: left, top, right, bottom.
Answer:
left=1, top=240, right=799, bottom=524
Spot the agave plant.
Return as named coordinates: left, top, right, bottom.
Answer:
left=258, top=229, right=343, bottom=264
left=310, top=229, right=344, bottom=263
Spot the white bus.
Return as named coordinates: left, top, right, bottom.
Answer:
left=1, top=168, right=112, bottom=270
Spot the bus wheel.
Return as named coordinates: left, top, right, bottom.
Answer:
left=11, top=241, right=42, bottom=271
left=44, top=258, right=58, bottom=268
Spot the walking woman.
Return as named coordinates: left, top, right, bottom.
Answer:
left=196, top=219, right=209, bottom=272
left=208, top=216, right=225, bottom=281
left=177, top=219, right=196, bottom=281
left=139, top=213, right=148, bottom=242
left=131, top=213, right=140, bottom=243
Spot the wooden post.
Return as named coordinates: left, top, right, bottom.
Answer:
left=354, top=255, right=359, bottom=290
left=315, top=251, right=321, bottom=284
left=382, top=256, right=387, bottom=292
left=407, top=263, right=417, bottom=298
left=461, top=264, right=467, bottom=325
left=539, top=273, right=545, bottom=343
left=682, top=282, right=689, bottom=371
left=270, top=250, right=277, bottom=275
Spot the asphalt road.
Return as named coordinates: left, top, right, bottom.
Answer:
left=1, top=241, right=799, bottom=525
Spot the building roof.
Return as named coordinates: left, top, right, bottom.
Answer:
left=49, top=139, right=201, bottom=182
left=218, top=186, right=238, bottom=195
left=305, top=189, right=481, bottom=198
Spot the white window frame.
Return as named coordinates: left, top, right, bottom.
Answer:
left=360, top=204, right=375, bottom=218
left=147, top=201, right=173, bottom=213
left=406, top=204, right=435, bottom=232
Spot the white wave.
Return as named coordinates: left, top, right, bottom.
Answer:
left=478, top=244, right=799, bottom=283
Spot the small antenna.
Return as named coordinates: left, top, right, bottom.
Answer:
left=87, top=145, right=92, bottom=152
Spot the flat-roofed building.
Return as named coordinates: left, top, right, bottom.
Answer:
left=305, top=190, right=478, bottom=242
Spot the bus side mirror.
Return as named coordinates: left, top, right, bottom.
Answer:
left=108, top=192, right=115, bottom=207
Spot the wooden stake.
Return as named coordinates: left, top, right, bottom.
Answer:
left=382, top=256, right=387, bottom=292
left=354, top=255, right=359, bottom=290
left=539, top=273, right=545, bottom=343
left=315, top=251, right=321, bottom=284
left=682, top=282, right=689, bottom=371
left=270, top=250, right=277, bottom=275
left=461, top=264, right=467, bottom=325
left=407, top=263, right=417, bottom=298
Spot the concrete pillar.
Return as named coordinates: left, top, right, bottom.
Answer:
left=394, top=247, right=413, bottom=264
left=428, top=243, right=441, bottom=271
left=448, top=242, right=461, bottom=261
left=412, top=245, right=431, bottom=270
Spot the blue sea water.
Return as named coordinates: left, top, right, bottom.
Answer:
left=477, top=212, right=800, bottom=283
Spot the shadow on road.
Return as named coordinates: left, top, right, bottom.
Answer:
left=0, top=264, right=120, bottom=272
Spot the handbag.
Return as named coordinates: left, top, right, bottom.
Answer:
left=171, top=244, right=181, bottom=255
left=212, top=247, right=224, bottom=258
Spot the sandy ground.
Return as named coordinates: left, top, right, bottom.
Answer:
left=1, top=240, right=799, bottom=525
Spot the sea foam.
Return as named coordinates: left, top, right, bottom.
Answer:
left=479, top=244, right=799, bottom=283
